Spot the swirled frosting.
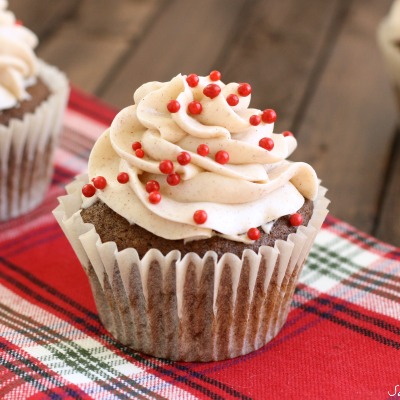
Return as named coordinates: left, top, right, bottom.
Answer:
left=0, top=0, right=39, bottom=110
left=86, top=73, right=319, bottom=243
left=386, top=0, right=400, bottom=41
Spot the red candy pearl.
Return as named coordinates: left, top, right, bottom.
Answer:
left=177, top=151, right=191, bottom=165
left=167, top=100, right=180, bottom=113
left=197, top=144, right=209, bottom=156
left=238, top=83, right=252, bottom=97
left=82, top=183, right=96, bottom=197
left=247, top=227, right=261, bottom=240
left=132, top=141, right=142, bottom=151
left=226, top=94, right=239, bottom=106
left=289, top=213, right=303, bottom=226
left=249, top=115, right=261, bottom=126
left=203, top=84, right=221, bottom=99
left=117, top=172, right=129, bottom=183
left=135, top=149, right=145, bottom=158
left=159, top=160, right=174, bottom=174
left=259, top=137, right=274, bottom=151
left=186, top=74, right=199, bottom=87
left=193, top=210, right=207, bottom=224
left=215, top=150, right=229, bottom=164
left=92, top=176, right=107, bottom=190
left=149, top=191, right=161, bottom=204
left=283, top=131, right=294, bottom=137
left=145, top=180, right=160, bottom=193
left=188, top=101, right=202, bottom=115
left=167, top=173, right=180, bottom=186
left=209, top=70, right=221, bottom=81
left=262, top=109, right=277, bottom=123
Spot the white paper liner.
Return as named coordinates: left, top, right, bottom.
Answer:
left=53, top=175, right=329, bottom=361
left=377, top=19, right=400, bottom=111
left=0, top=60, right=69, bottom=221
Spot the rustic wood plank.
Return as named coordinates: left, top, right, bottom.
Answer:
left=220, top=0, right=345, bottom=131
left=100, top=0, right=246, bottom=108
left=292, top=0, right=397, bottom=239
left=36, top=0, right=162, bottom=94
left=8, top=0, right=79, bottom=40
left=375, top=128, right=400, bottom=246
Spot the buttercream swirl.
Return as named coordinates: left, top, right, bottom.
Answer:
left=86, top=74, right=319, bottom=243
left=386, top=0, right=400, bottom=40
left=0, top=0, right=39, bottom=110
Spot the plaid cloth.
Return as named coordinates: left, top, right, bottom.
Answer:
left=0, top=89, right=399, bottom=400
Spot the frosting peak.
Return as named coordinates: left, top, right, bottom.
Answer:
left=0, top=0, right=39, bottom=110
left=86, top=73, right=319, bottom=243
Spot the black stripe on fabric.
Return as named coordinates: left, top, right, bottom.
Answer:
left=0, top=340, right=84, bottom=399
left=293, top=290, right=400, bottom=350
left=0, top=257, right=247, bottom=400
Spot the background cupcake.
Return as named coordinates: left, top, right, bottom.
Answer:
left=54, top=72, right=329, bottom=361
left=0, top=0, right=69, bottom=221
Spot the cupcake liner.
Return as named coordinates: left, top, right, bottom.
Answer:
left=377, top=20, right=400, bottom=112
left=53, top=175, right=329, bottom=361
left=0, top=60, right=69, bottom=221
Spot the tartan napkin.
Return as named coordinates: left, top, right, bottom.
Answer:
left=0, top=89, right=399, bottom=400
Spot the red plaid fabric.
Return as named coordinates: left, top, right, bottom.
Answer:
left=0, top=89, right=399, bottom=399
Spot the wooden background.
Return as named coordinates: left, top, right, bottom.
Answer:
left=8, top=0, right=400, bottom=246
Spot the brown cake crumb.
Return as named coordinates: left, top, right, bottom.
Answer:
left=0, top=78, right=51, bottom=126
left=80, top=200, right=314, bottom=259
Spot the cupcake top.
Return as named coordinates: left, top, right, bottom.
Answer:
left=83, top=72, right=319, bottom=243
left=0, top=0, right=39, bottom=110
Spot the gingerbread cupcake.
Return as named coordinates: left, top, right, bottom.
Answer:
left=0, top=0, right=69, bottom=220
left=54, top=71, right=329, bottom=361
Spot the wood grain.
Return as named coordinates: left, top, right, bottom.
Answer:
left=101, top=0, right=246, bottom=108
left=292, top=0, right=397, bottom=235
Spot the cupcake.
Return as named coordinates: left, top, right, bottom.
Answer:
left=378, top=0, right=400, bottom=111
left=54, top=71, right=329, bottom=361
left=0, top=0, right=69, bottom=221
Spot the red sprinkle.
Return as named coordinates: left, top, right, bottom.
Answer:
left=238, top=83, right=252, bottom=97
left=186, top=74, right=199, bottom=87
left=188, top=101, right=202, bottom=115
left=197, top=144, right=210, bottom=156
left=135, top=149, right=145, bottom=158
left=82, top=184, right=96, bottom=197
left=15, top=20, right=23, bottom=26
left=167, top=173, right=181, bottom=186
left=215, top=150, right=229, bottom=164
left=226, top=94, right=239, bottom=106
left=247, top=227, right=261, bottom=241
left=159, top=160, right=174, bottom=174
left=283, top=131, right=294, bottom=137
left=289, top=213, right=303, bottom=226
left=262, top=109, right=277, bottom=124
left=203, top=84, right=221, bottom=99
left=209, top=70, right=221, bottom=81
left=145, top=180, right=160, bottom=193
left=177, top=151, right=191, bottom=165
left=117, top=172, right=129, bottom=184
left=92, top=176, right=107, bottom=190
left=249, top=115, right=261, bottom=126
left=167, top=100, right=180, bottom=113
left=149, top=191, right=162, bottom=204
left=193, top=210, right=207, bottom=224
left=132, top=141, right=142, bottom=151
left=259, top=137, right=274, bottom=151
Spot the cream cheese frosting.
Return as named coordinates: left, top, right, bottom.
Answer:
left=84, top=73, right=319, bottom=243
left=0, top=0, right=39, bottom=110
left=385, top=0, right=400, bottom=41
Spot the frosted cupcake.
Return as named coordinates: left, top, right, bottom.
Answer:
left=54, top=71, right=329, bottom=361
left=0, top=0, right=69, bottom=221
left=378, top=0, right=400, bottom=110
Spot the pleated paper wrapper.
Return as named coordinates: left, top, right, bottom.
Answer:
left=53, top=175, right=329, bottom=362
left=0, top=60, right=69, bottom=221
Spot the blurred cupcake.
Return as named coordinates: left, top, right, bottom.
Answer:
left=54, top=72, right=329, bottom=361
left=378, top=0, right=400, bottom=111
left=0, top=0, right=69, bottom=221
